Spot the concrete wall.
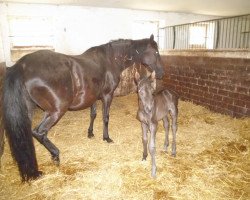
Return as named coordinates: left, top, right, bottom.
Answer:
left=0, top=2, right=219, bottom=66
left=162, top=50, right=250, bottom=118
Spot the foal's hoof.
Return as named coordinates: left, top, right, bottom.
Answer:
left=171, top=152, right=176, bottom=157
left=151, top=172, right=157, bottom=179
left=103, top=137, right=114, bottom=143
left=52, top=156, right=60, bottom=166
left=142, top=154, right=147, bottom=161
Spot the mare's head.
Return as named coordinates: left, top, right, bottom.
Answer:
left=135, top=71, right=156, bottom=112
left=135, top=34, right=165, bottom=79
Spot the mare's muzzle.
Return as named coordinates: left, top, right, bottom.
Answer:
left=155, top=67, right=165, bottom=79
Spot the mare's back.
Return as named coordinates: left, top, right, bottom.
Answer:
left=18, top=50, right=71, bottom=75
left=16, top=50, right=74, bottom=90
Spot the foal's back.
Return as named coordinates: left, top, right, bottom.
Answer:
left=154, top=89, right=179, bottom=121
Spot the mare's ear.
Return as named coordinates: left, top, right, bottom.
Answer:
left=134, top=71, right=140, bottom=85
left=150, top=71, right=156, bottom=90
left=150, top=34, right=154, bottom=42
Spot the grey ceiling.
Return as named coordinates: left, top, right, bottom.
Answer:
left=2, top=0, right=250, bottom=16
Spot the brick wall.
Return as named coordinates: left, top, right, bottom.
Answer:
left=161, top=54, right=250, bottom=118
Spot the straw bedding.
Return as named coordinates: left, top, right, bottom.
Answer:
left=0, top=94, right=249, bottom=200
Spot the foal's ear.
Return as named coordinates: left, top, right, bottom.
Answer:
left=134, top=71, right=140, bottom=84
left=150, top=34, right=154, bottom=41
left=150, top=71, right=156, bottom=90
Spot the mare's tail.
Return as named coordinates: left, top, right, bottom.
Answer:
left=0, top=63, right=6, bottom=164
left=3, top=64, right=40, bottom=182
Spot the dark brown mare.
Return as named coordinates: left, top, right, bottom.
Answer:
left=135, top=71, right=178, bottom=178
left=0, top=35, right=164, bottom=182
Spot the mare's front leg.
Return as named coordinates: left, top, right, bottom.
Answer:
left=149, top=122, right=157, bottom=178
left=102, top=94, right=113, bottom=143
left=87, top=103, right=97, bottom=138
left=141, top=122, right=148, bottom=160
left=32, top=111, right=65, bottom=165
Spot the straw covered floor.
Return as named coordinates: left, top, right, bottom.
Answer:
left=0, top=94, right=249, bottom=200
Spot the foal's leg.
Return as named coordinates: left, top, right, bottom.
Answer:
left=102, top=94, right=113, bottom=143
left=141, top=122, right=148, bottom=161
left=170, top=110, right=178, bottom=157
left=32, top=111, right=65, bottom=165
left=149, top=123, right=157, bottom=178
left=88, top=102, right=97, bottom=138
left=163, top=116, right=169, bottom=152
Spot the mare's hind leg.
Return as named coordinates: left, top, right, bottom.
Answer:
left=102, top=94, right=113, bottom=143
left=170, top=110, right=178, bottom=157
left=163, top=116, right=169, bottom=152
left=32, top=111, right=65, bottom=165
left=141, top=122, right=148, bottom=160
left=88, top=102, right=97, bottom=138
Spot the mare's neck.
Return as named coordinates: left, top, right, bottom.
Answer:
left=111, top=40, right=142, bottom=73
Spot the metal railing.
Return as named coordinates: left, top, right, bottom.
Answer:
left=159, top=14, right=250, bottom=50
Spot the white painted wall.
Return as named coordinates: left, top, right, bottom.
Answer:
left=0, top=2, right=219, bottom=65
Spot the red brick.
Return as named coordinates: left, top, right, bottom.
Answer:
left=213, top=94, right=223, bottom=101
left=222, top=96, right=234, bottom=105
left=190, top=77, right=198, bottom=84
left=218, top=89, right=229, bottom=97
left=198, top=79, right=206, bottom=86
left=234, top=99, right=247, bottom=107
left=238, top=93, right=250, bottom=101
left=228, top=92, right=239, bottom=99
left=209, top=87, right=218, bottom=94
left=181, top=87, right=189, bottom=93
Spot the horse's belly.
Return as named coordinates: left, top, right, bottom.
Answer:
left=68, top=89, right=97, bottom=111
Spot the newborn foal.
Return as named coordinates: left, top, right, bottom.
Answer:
left=135, top=71, right=179, bottom=178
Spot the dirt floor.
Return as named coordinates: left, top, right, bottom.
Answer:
left=0, top=94, right=249, bottom=200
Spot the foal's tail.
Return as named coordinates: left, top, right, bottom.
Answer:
left=2, top=64, right=40, bottom=182
left=0, top=63, right=6, bottom=163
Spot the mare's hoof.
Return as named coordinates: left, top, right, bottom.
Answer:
left=88, top=129, right=94, bottom=138
left=23, top=170, right=43, bottom=182
left=103, top=137, right=114, bottom=143
left=171, top=153, right=176, bottom=157
left=32, top=170, right=43, bottom=180
left=52, top=156, right=60, bottom=166
left=88, top=133, right=95, bottom=138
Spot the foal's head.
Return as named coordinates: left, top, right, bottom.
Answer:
left=135, top=71, right=156, bottom=112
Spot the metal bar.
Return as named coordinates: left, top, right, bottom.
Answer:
left=215, top=21, right=220, bottom=49
left=173, top=26, right=176, bottom=49
left=160, top=14, right=250, bottom=30
left=160, top=14, right=250, bottom=50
